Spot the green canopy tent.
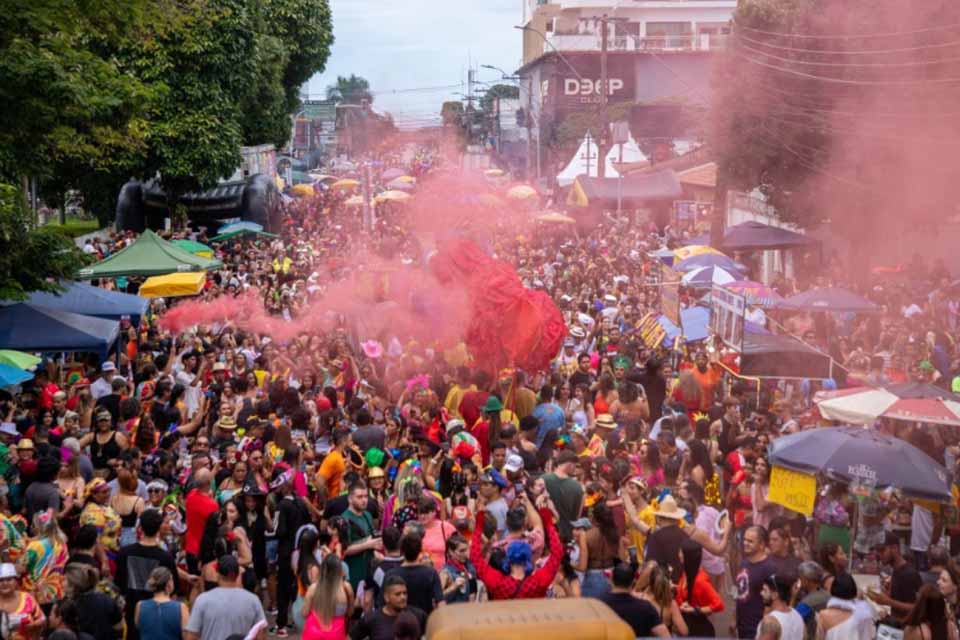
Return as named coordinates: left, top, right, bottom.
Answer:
left=172, top=239, right=214, bottom=257
left=77, top=230, right=222, bottom=279
left=208, top=229, right=280, bottom=242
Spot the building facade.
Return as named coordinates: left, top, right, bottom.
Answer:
left=517, top=0, right=735, bottom=183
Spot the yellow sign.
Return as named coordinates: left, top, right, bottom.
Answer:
left=768, top=465, right=817, bottom=516
left=636, top=312, right=666, bottom=349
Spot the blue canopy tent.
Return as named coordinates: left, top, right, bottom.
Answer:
left=20, top=282, right=149, bottom=324
left=685, top=221, right=818, bottom=252
left=0, top=304, right=120, bottom=360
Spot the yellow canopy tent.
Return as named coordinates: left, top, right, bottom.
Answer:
left=331, top=178, right=360, bottom=191
left=506, top=185, right=537, bottom=200
left=375, top=190, right=411, bottom=203
left=290, top=184, right=315, bottom=198
left=139, top=272, right=206, bottom=298
left=535, top=212, right=576, bottom=224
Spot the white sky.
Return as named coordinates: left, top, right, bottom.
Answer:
left=306, top=0, right=523, bottom=128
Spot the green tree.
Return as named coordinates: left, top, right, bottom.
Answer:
left=0, top=0, right=157, bottom=219
left=261, top=0, right=334, bottom=114
left=479, top=84, right=520, bottom=114
left=0, top=183, right=88, bottom=300
left=440, top=101, right=465, bottom=127
left=326, top=74, right=374, bottom=105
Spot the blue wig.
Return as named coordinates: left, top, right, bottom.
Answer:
left=502, top=540, right=534, bottom=576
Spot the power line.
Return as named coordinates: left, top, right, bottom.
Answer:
left=736, top=21, right=960, bottom=41
left=741, top=79, right=960, bottom=117
left=736, top=31, right=960, bottom=56
left=736, top=40, right=960, bottom=68
left=736, top=51, right=960, bottom=85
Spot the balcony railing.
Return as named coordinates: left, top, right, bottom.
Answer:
left=546, top=32, right=727, bottom=52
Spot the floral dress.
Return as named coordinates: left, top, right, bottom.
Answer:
left=80, top=502, right=121, bottom=560
left=17, top=536, right=67, bottom=605
left=1, top=591, right=42, bottom=640
left=0, top=514, right=25, bottom=564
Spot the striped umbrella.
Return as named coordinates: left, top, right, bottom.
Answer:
left=0, top=350, right=41, bottom=370
left=816, top=383, right=960, bottom=427
left=681, top=266, right=745, bottom=287
left=673, top=244, right=724, bottom=262
left=722, top=280, right=784, bottom=307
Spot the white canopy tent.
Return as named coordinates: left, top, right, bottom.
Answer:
left=556, top=132, right=650, bottom=187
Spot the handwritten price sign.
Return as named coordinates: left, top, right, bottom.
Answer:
left=768, top=465, right=817, bottom=516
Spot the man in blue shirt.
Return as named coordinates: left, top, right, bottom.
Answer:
left=532, top=385, right=565, bottom=447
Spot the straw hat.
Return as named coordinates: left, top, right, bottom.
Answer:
left=653, top=494, right=687, bottom=520
left=595, top=414, right=617, bottom=430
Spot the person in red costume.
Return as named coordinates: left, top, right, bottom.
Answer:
left=470, top=492, right=562, bottom=600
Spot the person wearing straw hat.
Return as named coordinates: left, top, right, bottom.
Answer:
left=587, top=413, right=617, bottom=458
left=645, top=494, right=689, bottom=582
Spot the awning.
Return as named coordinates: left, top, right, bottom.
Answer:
left=722, top=221, right=818, bottom=251
left=739, top=333, right=835, bottom=379
left=567, top=170, right=682, bottom=208
left=777, top=287, right=879, bottom=313
left=139, top=272, right=206, bottom=298
left=0, top=304, right=119, bottom=359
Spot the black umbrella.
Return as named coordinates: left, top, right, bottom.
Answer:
left=768, top=426, right=951, bottom=501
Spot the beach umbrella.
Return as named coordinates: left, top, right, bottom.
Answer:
left=484, top=168, right=505, bottom=177
left=722, top=280, right=785, bottom=307
left=650, top=248, right=675, bottom=266
left=478, top=194, right=505, bottom=208
left=381, top=168, right=405, bottom=181
left=376, top=190, right=411, bottom=203
left=815, top=383, right=960, bottom=427
left=344, top=195, right=364, bottom=207
left=172, top=239, right=214, bottom=258
left=681, top=265, right=745, bottom=287
left=535, top=212, right=576, bottom=224
left=0, top=350, right=41, bottom=370
left=506, top=185, right=538, bottom=200
left=777, top=287, right=879, bottom=313
left=768, top=426, right=951, bottom=501
left=674, top=253, right=745, bottom=273
left=331, top=178, right=361, bottom=191
left=290, top=184, right=315, bottom=198
left=673, top=245, right=724, bottom=263
left=394, top=175, right=416, bottom=184
left=0, top=364, right=32, bottom=388
left=385, top=179, right=415, bottom=191
left=217, top=221, right=263, bottom=235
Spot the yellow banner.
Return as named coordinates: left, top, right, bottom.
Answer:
left=768, top=465, right=817, bottom=516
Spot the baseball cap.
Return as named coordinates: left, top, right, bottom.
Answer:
left=479, top=468, right=508, bottom=490
left=0, top=423, right=17, bottom=438
left=0, top=564, right=15, bottom=579
left=101, top=361, right=116, bottom=372
left=503, top=454, right=524, bottom=473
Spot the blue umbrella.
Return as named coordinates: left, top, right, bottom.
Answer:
left=777, top=287, right=878, bottom=313
left=768, top=426, right=951, bottom=501
left=0, top=363, right=33, bottom=388
left=674, top=253, right=746, bottom=273
left=650, top=248, right=675, bottom=266
left=217, top=221, right=263, bottom=235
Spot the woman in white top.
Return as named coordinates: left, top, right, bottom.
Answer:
left=815, top=573, right=876, bottom=640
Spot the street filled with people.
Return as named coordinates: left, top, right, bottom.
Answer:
left=5, top=146, right=960, bottom=640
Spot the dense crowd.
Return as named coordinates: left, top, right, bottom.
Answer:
left=6, top=146, right=960, bottom=640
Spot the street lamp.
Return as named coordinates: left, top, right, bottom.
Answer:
left=513, top=25, right=584, bottom=80
left=480, top=64, right=520, bottom=81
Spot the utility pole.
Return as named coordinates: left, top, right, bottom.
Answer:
left=598, top=15, right=609, bottom=178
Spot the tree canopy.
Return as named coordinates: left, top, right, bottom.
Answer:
left=1, top=0, right=334, bottom=227
left=711, top=0, right=960, bottom=242
left=326, top=74, right=374, bottom=105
